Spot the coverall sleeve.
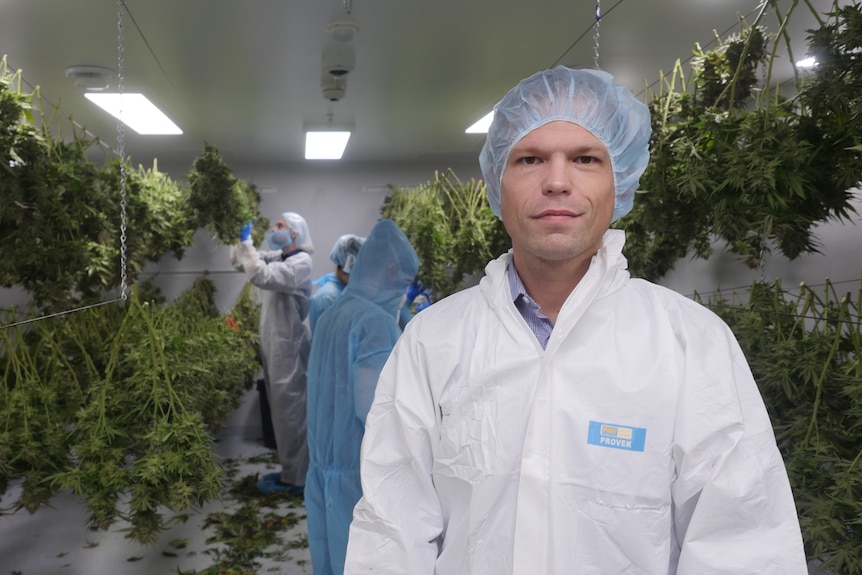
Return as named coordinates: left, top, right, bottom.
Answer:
left=345, top=329, right=443, bottom=575
left=308, top=296, right=324, bottom=334
left=353, top=356, right=391, bottom=428
left=236, top=242, right=310, bottom=294
left=350, top=316, right=402, bottom=427
left=671, top=324, right=806, bottom=573
left=229, top=244, right=246, bottom=272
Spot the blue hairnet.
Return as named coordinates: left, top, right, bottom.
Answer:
left=282, top=211, right=314, bottom=254
left=330, top=234, right=366, bottom=274
left=479, top=66, right=652, bottom=223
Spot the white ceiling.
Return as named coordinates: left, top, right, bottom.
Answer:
left=0, top=0, right=837, bottom=170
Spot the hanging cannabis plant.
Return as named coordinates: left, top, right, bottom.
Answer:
left=0, top=66, right=114, bottom=308
left=0, top=278, right=261, bottom=543
left=705, top=278, right=862, bottom=574
left=0, top=58, right=268, bottom=310
left=187, top=142, right=269, bottom=246
left=0, top=96, right=188, bottom=307
left=617, top=3, right=861, bottom=281
left=381, top=169, right=509, bottom=298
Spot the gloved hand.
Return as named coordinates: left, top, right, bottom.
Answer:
left=414, top=289, right=434, bottom=312
left=406, top=280, right=424, bottom=304
left=239, top=220, right=254, bottom=242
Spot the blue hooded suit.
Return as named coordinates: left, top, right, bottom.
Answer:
left=305, top=219, right=419, bottom=575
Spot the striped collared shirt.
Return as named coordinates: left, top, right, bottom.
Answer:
left=507, top=260, right=554, bottom=350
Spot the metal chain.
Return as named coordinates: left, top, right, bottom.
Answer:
left=117, top=0, right=128, bottom=301
left=593, top=0, right=602, bottom=69
left=757, top=20, right=767, bottom=284
left=759, top=244, right=766, bottom=283
left=760, top=33, right=768, bottom=102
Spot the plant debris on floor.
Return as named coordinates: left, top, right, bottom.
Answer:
left=0, top=448, right=311, bottom=574
left=175, top=452, right=310, bottom=575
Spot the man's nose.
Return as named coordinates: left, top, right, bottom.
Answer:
left=543, top=157, right=572, bottom=196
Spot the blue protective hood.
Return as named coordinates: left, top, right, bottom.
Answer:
left=343, top=219, right=418, bottom=315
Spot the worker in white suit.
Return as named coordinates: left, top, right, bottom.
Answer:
left=344, top=66, right=807, bottom=574
left=232, top=211, right=314, bottom=497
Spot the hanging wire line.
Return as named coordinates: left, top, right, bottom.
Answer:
left=636, top=1, right=770, bottom=98
left=119, top=1, right=180, bottom=100
left=549, top=0, right=622, bottom=68
left=117, top=0, right=129, bottom=301
left=2, top=54, right=114, bottom=156
left=682, top=277, right=862, bottom=327
left=116, top=1, right=194, bottom=133
left=547, top=0, right=772, bottom=95
left=544, top=1, right=797, bottom=102
left=464, top=0, right=620, bottom=155
left=0, top=300, right=123, bottom=330
left=593, top=0, right=602, bottom=69
left=685, top=277, right=862, bottom=300
left=704, top=301, right=861, bottom=328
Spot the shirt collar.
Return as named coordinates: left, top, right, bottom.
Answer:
left=506, top=258, right=554, bottom=349
left=507, top=259, right=538, bottom=309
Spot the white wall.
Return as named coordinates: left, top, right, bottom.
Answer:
left=1, top=157, right=859, bottom=315
left=140, top=158, right=483, bottom=312
left=659, top=189, right=862, bottom=301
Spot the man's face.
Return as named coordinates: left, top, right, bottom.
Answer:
left=272, top=217, right=297, bottom=245
left=500, top=121, right=615, bottom=266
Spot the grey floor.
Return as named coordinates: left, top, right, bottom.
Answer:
left=0, top=388, right=312, bottom=575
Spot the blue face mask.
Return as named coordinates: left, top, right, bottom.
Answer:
left=268, top=230, right=292, bottom=251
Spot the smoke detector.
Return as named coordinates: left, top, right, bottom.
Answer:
left=64, top=65, right=115, bottom=90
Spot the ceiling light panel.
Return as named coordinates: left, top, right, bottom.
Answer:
left=85, top=93, right=182, bottom=135
left=305, top=130, right=352, bottom=160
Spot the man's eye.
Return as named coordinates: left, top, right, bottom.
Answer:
left=518, top=156, right=539, bottom=165
left=576, top=156, right=596, bottom=164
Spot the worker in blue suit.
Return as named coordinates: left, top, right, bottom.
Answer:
left=304, top=219, right=418, bottom=575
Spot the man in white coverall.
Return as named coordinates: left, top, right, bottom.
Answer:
left=343, top=67, right=807, bottom=574
left=232, top=211, right=314, bottom=497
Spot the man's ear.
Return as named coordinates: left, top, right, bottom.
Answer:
left=290, top=230, right=299, bottom=240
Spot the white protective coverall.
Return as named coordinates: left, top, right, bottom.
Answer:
left=345, top=229, right=807, bottom=575
left=231, top=241, right=312, bottom=485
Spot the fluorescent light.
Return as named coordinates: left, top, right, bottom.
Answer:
left=466, top=111, right=494, bottom=134
left=796, top=57, right=817, bottom=68
left=305, top=130, right=351, bottom=160
left=84, top=93, right=182, bottom=135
